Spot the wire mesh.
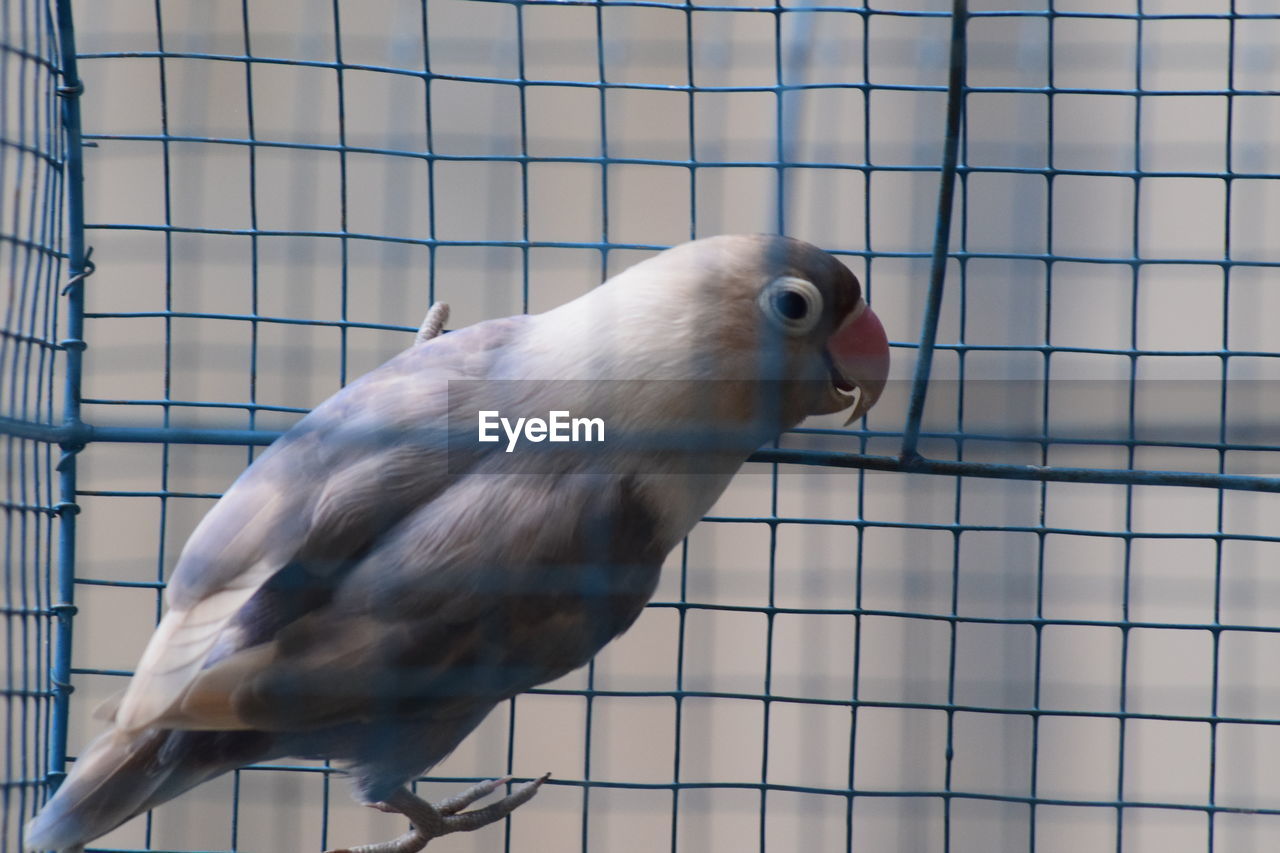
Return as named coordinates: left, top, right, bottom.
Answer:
left=4, top=1, right=1280, bottom=852
left=0, top=2, right=68, bottom=851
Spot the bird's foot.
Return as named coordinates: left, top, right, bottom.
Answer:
left=414, top=302, right=450, bottom=345
left=324, top=774, right=550, bottom=853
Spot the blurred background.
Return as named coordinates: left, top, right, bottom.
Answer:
left=5, top=0, right=1280, bottom=851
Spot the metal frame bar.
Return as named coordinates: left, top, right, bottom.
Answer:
left=44, top=0, right=87, bottom=799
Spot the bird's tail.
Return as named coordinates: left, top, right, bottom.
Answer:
left=23, top=726, right=177, bottom=851
left=24, top=726, right=270, bottom=852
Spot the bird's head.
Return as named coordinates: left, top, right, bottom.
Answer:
left=686, top=233, right=889, bottom=427
left=517, top=234, right=890, bottom=446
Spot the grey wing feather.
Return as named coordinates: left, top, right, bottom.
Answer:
left=158, top=467, right=671, bottom=734
left=112, top=315, right=528, bottom=732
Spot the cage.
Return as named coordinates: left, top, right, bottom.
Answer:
left=4, top=1, right=1280, bottom=852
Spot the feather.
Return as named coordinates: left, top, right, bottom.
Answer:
left=113, top=582, right=264, bottom=731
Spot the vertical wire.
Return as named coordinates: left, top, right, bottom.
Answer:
left=1114, top=5, right=1147, bottom=849
left=0, top=0, right=17, bottom=419
left=847, top=8, right=874, bottom=849
left=670, top=536, right=689, bottom=853
left=504, top=692, right=519, bottom=853
left=232, top=3, right=261, bottom=846
left=763, top=10, right=820, bottom=844
left=147, top=3, right=175, bottom=846
left=900, top=0, right=968, bottom=464
left=760, top=514, right=777, bottom=853
left=40, top=0, right=68, bottom=831
left=421, top=0, right=437, bottom=313
left=1207, top=6, right=1238, bottom=851
left=675, top=4, right=696, bottom=847
left=422, top=0, right=444, bottom=826
left=1030, top=6, right=1059, bottom=851
left=11, top=3, right=34, bottom=835
left=10, top=8, right=27, bottom=839
left=762, top=4, right=787, bottom=848
left=333, top=6, right=358, bottom=842
left=595, top=3, right=610, bottom=276
left=686, top=5, right=698, bottom=246
left=577, top=6, right=613, bottom=847
left=942, top=4, right=972, bottom=845
left=240, top=4, right=261, bottom=465
left=13, top=19, right=41, bottom=818
left=508, top=11, right=531, bottom=851
left=403, top=2, right=436, bottom=843
left=516, top=2, right=530, bottom=317
left=46, top=0, right=87, bottom=819
left=332, top=0, right=350, bottom=390
left=776, top=5, right=815, bottom=243
left=18, top=1, right=42, bottom=432
left=43, top=3, right=67, bottom=820
left=2, top=0, right=23, bottom=827
left=772, top=4, right=785, bottom=236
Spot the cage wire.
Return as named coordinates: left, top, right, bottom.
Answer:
left=0, top=0, right=70, bottom=850
left=5, top=0, right=1280, bottom=851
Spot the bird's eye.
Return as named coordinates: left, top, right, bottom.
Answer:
left=758, top=276, right=823, bottom=336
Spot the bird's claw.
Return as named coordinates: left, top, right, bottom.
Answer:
left=433, top=775, right=510, bottom=815
left=414, top=302, right=449, bottom=345
left=429, top=773, right=549, bottom=832
left=324, top=774, right=551, bottom=853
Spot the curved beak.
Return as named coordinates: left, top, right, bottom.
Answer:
left=827, top=299, right=890, bottom=425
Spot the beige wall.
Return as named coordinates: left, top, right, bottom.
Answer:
left=34, top=0, right=1280, bottom=850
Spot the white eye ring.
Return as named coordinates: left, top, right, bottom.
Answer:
left=758, top=276, right=823, bottom=336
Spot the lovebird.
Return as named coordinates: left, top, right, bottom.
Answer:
left=26, top=234, right=890, bottom=853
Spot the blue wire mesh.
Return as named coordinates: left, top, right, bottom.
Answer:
left=5, top=0, right=1280, bottom=851
left=0, top=2, right=69, bottom=851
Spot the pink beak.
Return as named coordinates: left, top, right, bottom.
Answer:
left=827, top=299, right=890, bottom=424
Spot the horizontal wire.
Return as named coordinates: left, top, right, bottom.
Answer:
left=77, top=131, right=1280, bottom=187
left=461, top=1, right=1280, bottom=23
left=77, top=224, right=1280, bottom=270
left=5, top=417, right=1278, bottom=492
left=74, top=50, right=1280, bottom=99
left=56, top=669, right=1280, bottom=731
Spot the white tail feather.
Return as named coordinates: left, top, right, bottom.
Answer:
left=114, top=583, right=258, bottom=731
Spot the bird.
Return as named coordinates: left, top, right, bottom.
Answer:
left=25, top=234, right=890, bottom=853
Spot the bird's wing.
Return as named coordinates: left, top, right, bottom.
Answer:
left=148, top=467, right=673, bottom=733
left=113, top=316, right=528, bottom=732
